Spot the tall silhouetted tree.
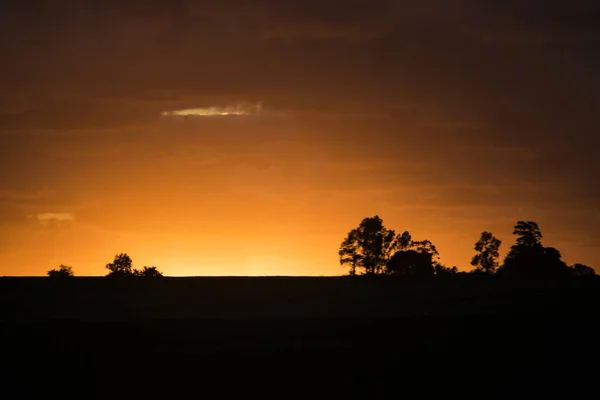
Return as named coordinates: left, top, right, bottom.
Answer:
left=47, top=264, right=74, bottom=278
left=339, top=229, right=362, bottom=276
left=500, top=221, right=569, bottom=278
left=470, top=232, right=502, bottom=274
left=339, top=216, right=398, bottom=276
left=106, top=253, right=135, bottom=277
left=513, top=221, right=542, bottom=247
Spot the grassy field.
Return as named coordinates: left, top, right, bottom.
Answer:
left=2, top=276, right=599, bottom=398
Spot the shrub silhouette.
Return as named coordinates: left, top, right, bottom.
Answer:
left=135, top=266, right=164, bottom=278
left=386, top=250, right=434, bottom=277
left=47, top=265, right=74, bottom=278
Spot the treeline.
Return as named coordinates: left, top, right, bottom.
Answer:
left=47, top=253, right=163, bottom=278
left=45, top=217, right=596, bottom=279
left=339, top=216, right=596, bottom=278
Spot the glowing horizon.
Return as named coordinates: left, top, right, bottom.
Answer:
left=1, top=2, right=599, bottom=277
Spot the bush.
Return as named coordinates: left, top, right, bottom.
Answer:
left=47, top=265, right=74, bottom=278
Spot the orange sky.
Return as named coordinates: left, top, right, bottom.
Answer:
left=0, top=1, right=598, bottom=276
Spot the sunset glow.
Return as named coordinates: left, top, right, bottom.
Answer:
left=1, top=1, right=598, bottom=277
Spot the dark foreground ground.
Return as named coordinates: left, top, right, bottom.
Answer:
left=2, top=276, right=600, bottom=399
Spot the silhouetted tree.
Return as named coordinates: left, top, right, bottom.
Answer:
left=513, top=221, right=542, bottom=247
left=105, top=253, right=135, bottom=277
left=386, top=250, right=434, bottom=277
left=382, top=231, right=442, bottom=277
left=47, top=264, right=74, bottom=278
left=570, top=263, right=596, bottom=277
left=339, top=230, right=361, bottom=276
left=339, top=216, right=398, bottom=276
left=338, top=216, right=589, bottom=280
left=135, top=266, right=164, bottom=278
left=412, top=239, right=439, bottom=259
left=540, top=247, right=569, bottom=273
left=396, top=231, right=412, bottom=250
left=434, top=264, right=459, bottom=276
left=470, top=232, right=502, bottom=274
left=500, top=221, right=569, bottom=278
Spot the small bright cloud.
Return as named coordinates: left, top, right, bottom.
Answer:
left=161, top=102, right=263, bottom=117
left=29, top=213, right=75, bottom=227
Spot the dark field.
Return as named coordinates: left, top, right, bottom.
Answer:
left=2, top=276, right=600, bottom=398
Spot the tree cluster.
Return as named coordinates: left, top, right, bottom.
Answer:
left=339, top=216, right=596, bottom=278
left=105, top=253, right=163, bottom=278
left=47, top=264, right=74, bottom=278
left=47, top=253, right=164, bottom=278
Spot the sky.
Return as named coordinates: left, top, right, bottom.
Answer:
left=1, top=0, right=599, bottom=276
